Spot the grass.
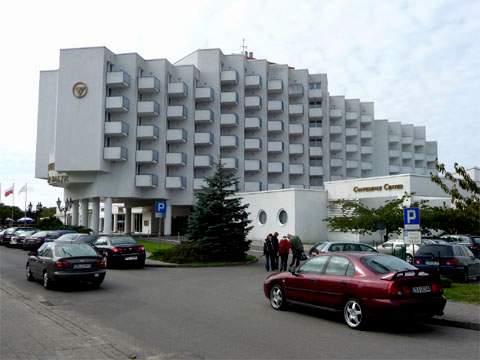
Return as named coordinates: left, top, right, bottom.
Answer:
left=137, top=240, right=176, bottom=254
left=444, top=283, right=480, bottom=304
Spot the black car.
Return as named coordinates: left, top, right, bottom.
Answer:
left=23, top=231, right=52, bottom=251
left=26, top=241, right=106, bottom=289
left=441, top=235, right=480, bottom=258
left=93, top=235, right=146, bottom=268
left=309, top=241, right=378, bottom=256
left=414, top=243, right=480, bottom=282
left=55, top=233, right=97, bottom=245
left=1, top=227, right=34, bottom=245
left=44, top=229, right=77, bottom=242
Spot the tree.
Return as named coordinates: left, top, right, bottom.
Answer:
left=186, top=162, right=253, bottom=262
left=0, top=204, right=23, bottom=226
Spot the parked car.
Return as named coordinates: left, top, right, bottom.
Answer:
left=413, top=243, right=480, bottom=282
left=1, top=227, right=34, bottom=246
left=264, top=253, right=446, bottom=329
left=9, top=229, right=39, bottom=248
left=309, top=242, right=377, bottom=257
left=26, top=241, right=106, bottom=289
left=55, top=233, right=97, bottom=245
left=23, top=231, right=52, bottom=251
left=440, top=235, right=480, bottom=258
left=44, top=229, right=77, bottom=242
left=376, top=240, right=422, bottom=263
left=93, top=235, right=146, bottom=268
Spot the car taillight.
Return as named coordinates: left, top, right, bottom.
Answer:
left=96, top=259, right=106, bottom=268
left=138, top=245, right=145, bottom=252
left=414, top=258, right=424, bottom=265
left=431, top=282, right=443, bottom=294
left=54, top=260, right=71, bottom=269
left=443, top=258, right=459, bottom=266
left=388, top=282, right=403, bottom=297
left=111, top=247, right=121, bottom=253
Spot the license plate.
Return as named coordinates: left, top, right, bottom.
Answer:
left=125, top=256, right=137, bottom=261
left=412, top=286, right=431, bottom=294
left=73, top=264, right=92, bottom=269
left=425, top=261, right=439, bottom=266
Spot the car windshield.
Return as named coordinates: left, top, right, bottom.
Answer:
left=416, top=245, right=453, bottom=257
left=362, top=255, right=416, bottom=274
left=32, top=231, right=49, bottom=238
left=472, top=237, right=480, bottom=245
left=110, top=236, right=136, bottom=245
left=55, top=243, right=98, bottom=258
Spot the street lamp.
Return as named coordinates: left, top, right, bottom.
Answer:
left=57, top=198, right=73, bottom=228
left=27, top=202, right=33, bottom=215
left=36, top=202, right=43, bottom=226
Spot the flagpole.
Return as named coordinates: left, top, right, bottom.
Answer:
left=12, top=184, right=14, bottom=226
left=24, top=183, right=28, bottom=225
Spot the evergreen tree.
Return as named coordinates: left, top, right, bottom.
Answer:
left=186, top=162, right=252, bottom=261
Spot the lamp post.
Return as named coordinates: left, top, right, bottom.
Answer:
left=57, top=198, right=73, bottom=229
left=36, top=202, right=43, bottom=226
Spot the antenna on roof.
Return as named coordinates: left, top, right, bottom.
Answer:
left=241, top=38, right=247, bottom=54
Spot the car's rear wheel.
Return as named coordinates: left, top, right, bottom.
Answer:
left=344, top=299, right=366, bottom=330
left=269, top=284, right=286, bottom=310
left=43, top=272, right=53, bottom=290
left=26, top=264, right=34, bottom=281
left=463, top=268, right=470, bottom=283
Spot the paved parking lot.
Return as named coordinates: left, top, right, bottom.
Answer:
left=1, top=246, right=479, bottom=359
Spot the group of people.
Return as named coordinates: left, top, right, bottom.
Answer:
left=263, top=233, right=304, bottom=272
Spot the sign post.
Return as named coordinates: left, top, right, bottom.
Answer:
left=403, top=207, right=420, bottom=262
left=155, top=200, right=167, bottom=218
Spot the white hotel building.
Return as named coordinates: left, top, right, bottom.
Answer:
left=36, top=47, right=438, bottom=237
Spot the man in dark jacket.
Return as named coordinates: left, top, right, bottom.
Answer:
left=263, top=234, right=275, bottom=271
left=288, top=234, right=304, bottom=270
left=271, top=232, right=279, bottom=270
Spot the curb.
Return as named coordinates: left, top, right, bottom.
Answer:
left=426, top=317, right=480, bottom=331
left=145, top=257, right=258, bottom=268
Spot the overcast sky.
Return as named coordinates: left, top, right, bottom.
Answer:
left=0, top=0, right=478, bottom=208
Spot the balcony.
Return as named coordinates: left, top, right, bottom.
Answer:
left=309, top=146, right=323, bottom=157
left=289, top=164, right=304, bottom=175
left=308, top=107, right=323, bottom=119
left=106, top=71, right=130, bottom=89
left=193, top=178, right=207, bottom=190
left=166, top=129, right=187, bottom=143
left=414, top=138, right=426, bottom=147
left=330, top=142, right=342, bottom=151
left=106, top=96, right=129, bottom=113
left=389, top=165, right=401, bottom=173
left=389, top=150, right=401, bottom=158
left=361, top=162, right=373, bottom=170
left=244, top=138, right=261, bottom=151
left=220, top=113, right=239, bottom=127
left=136, top=125, right=159, bottom=140
left=345, top=127, right=358, bottom=137
left=245, top=117, right=261, bottom=130
left=138, top=101, right=160, bottom=117
left=166, top=152, right=187, bottom=166
left=244, top=182, right=261, bottom=192
left=268, top=183, right=284, bottom=190
left=167, top=105, right=187, bottom=120
left=220, top=157, right=238, bottom=170
left=389, top=134, right=401, bottom=143
left=402, top=152, right=413, bottom=159
left=194, top=132, right=214, bottom=146
left=245, top=96, right=261, bottom=110
left=361, top=146, right=373, bottom=154
left=346, top=160, right=358, bottom=169
left=268, top=141, right=284, bottom=153
left=289, top=123, right=303, bottom=136
left=401, top=167, right=414, bottom=174
left=103, top=147, right=127, bottom=162
left=221, top=91, right=239, bottom=106
left=220, top=70, right=238, bottom=85
left=136, top=150, right=158, bottom=164
left=138, top=76, right=160, bottom=94
left=330, top=158, right=343, bottom=167
left=267, top=79, right=283, bottom=93
left=414, top=153, right=425, bottom=161
left=310, top=166, right=324, bottom=176
left=309, top=126, right=323, bottom=138
left=361, top=130, right=373, bottom=138
left=165, top=176, right=186, bottom=189
left=330, top=109, right=343, bottom=118
left=289, top=143, right=304, bottom=155
left=426, top=154, right=437, bottom=162
left=346, top=112, right=359, bottom=121
left=402, top=136, right=414, bottom=144
left=167, top=82, right=187, bottom=97
left=220, top=135, right=238, bottom=148
left=330, top=125, right=343, bottom=134
left=288, top=84, right=304, bottom=97
left=268, top=162, right=284, bottom=174
left=194, top=109, right=214, bottom=123
left=104, top=121, right=128, bottom=137
left=245, top=75, right=261, bottom=89
left=195, top=87, right=214, bottom=102
left=135, top=174, right=158, bottom=188
left=346, top=144, right=358, bottom=153
left=267, top=120, right=283, bottom=132
left=289, top=104, right=304, bottom=117
left=245, top=159, right=261, bottom=172
left=308, top=88, right=323, bottom=99
left=267, top=100, right=283, bottom=113
left=361, top=114, right=373, bottom=123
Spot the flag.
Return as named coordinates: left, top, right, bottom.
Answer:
left=4, top=185, right=14, bottom=197
left=18, top=184, right=27, bottom=194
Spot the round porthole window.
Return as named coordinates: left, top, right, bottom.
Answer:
left=278, top=209, right=288, bottom=225
left=258, top=210, right=267, bottom=225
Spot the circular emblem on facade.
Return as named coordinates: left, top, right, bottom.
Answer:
left=72, top=82, right=88, bottom=98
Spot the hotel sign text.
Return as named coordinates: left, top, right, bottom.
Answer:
left=353, top=184, right=404, bottom=193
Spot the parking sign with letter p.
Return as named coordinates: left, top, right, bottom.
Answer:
left=403, top=207, right=420, bottom=230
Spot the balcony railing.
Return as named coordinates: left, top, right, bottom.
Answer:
left=137, top=101, right=160, bottom=117
left=346, top=144, right=358, bottom=152
left=268, top=183, right=284, bottom=190
left=309, top=146, right=323, bottom=157
left=346, top=112, right=359, bottom=121
left=361, top=130, right=373, bottom=138
left=268, top=141, right=284, bottom=153
left=267, top=162, right=284, bottom=173
left=346, top=160, right=358, bottom=169
left=136, top=125, right=159, bottom=140
left=267, top=79, right=283, bottom=93
left=361, top=115, right=373, bottom=123
left=167, top=82, right=187, bottom=97
left=195, top=87, right=214, bottom=102
left=289, top=123, right=303, bottom=136
left=289, top=164, right=304, bottom=175
left=308, top=107, right=323, bottom=119
left=194, top=132, right=214, bottom=146
left=136, top=150, right=159, bottom=164
left=361, top=146, right=373, bottom=154
left=193, top=178, right=207, bottom=190
left=308, top=88, right=322, bottom=99
left=220, top=157, right=238, bottom=169
left=289, top=104, right=304, bottom=117
left=103, top=147, right=127, bottom=162
left=165, top=176, right=186, bottom=189
left=288, top=84, right=304, bottom=97
left=220, top=135, right=238, bottom=148
left=245, top=117, right=261, bottom=130
left=267, top=100, right=283, bottom=113
left=309, top=166, right=324, bottom=176
left=135, top=175, right=158, bottom=188
left=267, top=120, right=283, bottom=132
left=330, top=125, right=343, bottom=134
left=220, top=113, right=239, bottom=127
left=166, top=152, right=187, bottom=166
left=138, top=76, right=160, bottom=94
left=330, top=158, right=343, bottom=167
left=245, top=159, right=261, bottom=172
left=245, top=96, right=261, bottom=110
left=330, top=109, right=343, bottom=118
left=244, top=182, right=261, bottom=192
left=244, top=138, right=261, bottom=151
left=194, top=109, right=214, bottom=123
left=245, top=75, right=261, bottom=89
left=330, top=142, right=342, bottom=151
left=345, top=127, right=358, bottom=137
left=167, top=105, right=187, bottom=120
left=289, top=143, right=304, bottom=155
left=104, top=121, right=128, bottom=137
left=221, top=91, right=239, bottom=106
left=309, top=126, right=323, bottom=138
left=106, top=71, right=130, bottom=89
left=106, top=96, right=129, bottom=113
left=220, top=70, right=238, bottom=85
left=166, top=129, right=187, bottom=143
left=194, top=155, right=213, bottom=168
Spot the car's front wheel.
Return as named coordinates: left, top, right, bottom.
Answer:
left=26, top=264, right=34, bottom=281
left=344, top=299, right=367, bottom=330
left=269, top=284, right=286, bottom=310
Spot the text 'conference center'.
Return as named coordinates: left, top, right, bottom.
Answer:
left=36, top=47, right=438, bottom=236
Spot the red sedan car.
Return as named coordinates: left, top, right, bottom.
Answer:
left=263, top=253, right=446, bottom=329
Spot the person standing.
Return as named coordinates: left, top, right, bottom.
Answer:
left=271, top=232, right=279, bottom=270
left=263, top=234, right=275, bottom=271
left=288, top=234, right=304, bottom=271
left=278, top=235, right=291, bottom=271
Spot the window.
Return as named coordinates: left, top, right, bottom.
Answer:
left=343, top=244, right=360, bottom=252
left=299, top=256, right=329, bottom=274
left=329, top=244, right=343, bottom=252
left=55, top=244, right=97, bottom=258
left=359, top=244, right=376, bottom=252
left=309, top=100, right=322, bottom=108
left=309, top=82, right=321, bottom=89
left=258, top=210, right=267, bottom=225
left=416, top=245, right=453, bottom=257
left=325, top=256, right=351, bottom=276
left=362, top=255, right=416, bottom=274
left=278, top=209, right=288, bottom=225
left=43, top=247, right=54, bottom=258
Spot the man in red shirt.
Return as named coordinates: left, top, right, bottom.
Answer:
left=278, top=235, right=291, bottom=271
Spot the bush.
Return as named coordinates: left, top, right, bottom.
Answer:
left=440, top=276, right=453, bottom=288
left=38, top=216, right=64, bottom=230
left=151, top=242, right=199, bottom=264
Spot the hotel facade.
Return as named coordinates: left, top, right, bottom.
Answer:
left=36, top=47, right=438, bottom=236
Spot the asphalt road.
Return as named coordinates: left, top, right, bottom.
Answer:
left=1, top=246, right=479, bottom=360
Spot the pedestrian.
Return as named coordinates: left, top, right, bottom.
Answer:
left=288, top=234, right=304, bottom=271
left=263, top=233, right=275, bottom=271
left=278, top=235, right=291, bottom=271
left=271, top=232, right=279, bottom=270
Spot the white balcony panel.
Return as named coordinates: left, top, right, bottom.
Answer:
left=289, top=143, right=304, bottom=155
left=106, top=96, right=129, bottom=113
left=331, top=158, right=343, bottom=167
left=106, top=71, right=130, bottom=89
left=289, top=164, right=304, bottom=175
left=104, top=121, right=128, bottom=137
left=193, top=178, right=208, bottom=190
left=346, top=144, right=358, bottom=153
left=135, top=175, right=158, bottom=188
left=268, top=141, right=284, bottom=153
left=346, top=128, right=358, bottom=137
left=289, top=104, right=304, bottom=117
left=402, top=136, right=414, bottom=144
left=167, top=82, right=187, bottom=97
left=361, top=130, right=373, bottom=138
left=136, top=150, right=158, bottom=164
left=288, top=84, right=304, bottom=97
left=361, top=146, right=373, bottom=154
left=389, top=150, right=401, bottom=157
left=402, top=152, right=413, bottom=159
left=220, top=157, right=238, bottom=170
left=194, top=109, right=214, bottom=123
left=389, top=165, right=401, bottom=173
left=104, top=147, right=127, bottom=162
left=245, top=96, right=261, bottom=110
left=346, top=160, right=358, bottom=169
left=220, top=135, right=238, bottom=148
left=138, top=76, right=160, bottom=94
left=414, top=138, right=426, bottom=147
left=267, top=79, right=283, bottom=93
left=289, top=184, right=305, bottom=189
left=330, top=109, right=343, bottom=118
left=221, top=91, right=239, bottom=106
left=195, top=87, right=214, bottom=102
left=308, top=107, right=323, bottom=119
left=309, top=126, right=323, bottom=138
left=310, top=166, right=324, bottom=176
left=267, top=120, right=283, bottom=132
left=165, top=176, right=186, bottom=189
left=330, top=125, right=343, bottom=134
left=361, top=162, right=373, bottom=170
left=138, top=101, right=160, bottom=117
left=267, top=100, right=283, bottom=113
left=166, top=152, right=187, bottom=166
left=389, top=134, right=401, bottom=143
left=414, top=153, right=425, bottom=161
left=415, top=168, right=427, bottom=175
left=167, top=105, right=187, bottom=120
left=245, top=75, right=261, bottom=89
left=268, top=183, right=284, bottom=190
left=267, top=162, right=284, bottom=174
left=220, top=113, right=238, bottom=127
left=346, top=112, right=359, bottom=121
left=289, top=123, right=304, bottom=136
left=244, top=181, right=261, bottom=192
left=194, top=155, right=213, bottom=168
left=166, top=129, right=187, bottom=143
left=402, top=167, right=414, bottom=174
left=220, top=70, right=238, bottom=85
left=245, top=138, right=261, bottom=151
left=426, top=154, right=437, bottom=162
left=136, top=125, right=159, bottom=140
left=309, top=146, right=323, bottom=157
left=245, top=117, right=261, bottom=130
left=308, top=88, right=323, bottom=99
left=245, top=159, right=261, bottom=172
left=330, top=142, right=342, bottom=151
left=194, top=132, right=214, bottom=145
left=361, top=115, right=373, bottom=123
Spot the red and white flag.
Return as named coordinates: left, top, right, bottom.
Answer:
left=4, top=184, right=14, bottom=197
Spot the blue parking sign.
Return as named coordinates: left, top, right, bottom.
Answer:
left=403, top=207, right=420, bottom=230
left=155, top=200, right=166, bottom=215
